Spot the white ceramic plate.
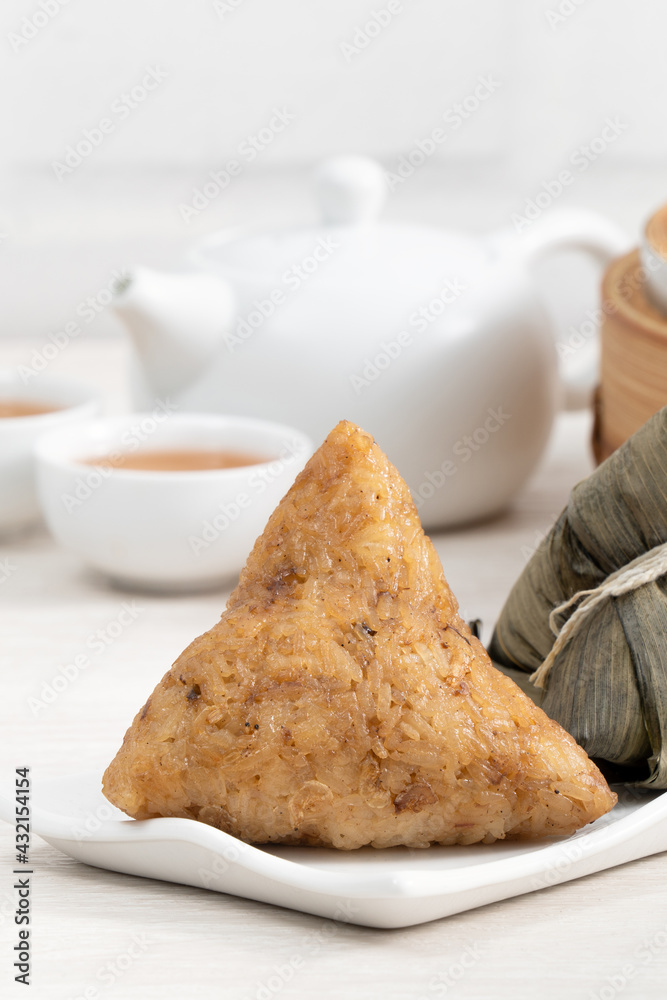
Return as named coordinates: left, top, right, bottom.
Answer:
left=2, top=771, right=667, bottom=928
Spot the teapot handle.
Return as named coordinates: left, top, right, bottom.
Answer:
left=518, top=208, right=630, bottom=410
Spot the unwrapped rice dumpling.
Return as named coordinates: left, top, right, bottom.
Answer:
left=490, top=405, right=667, bottom=788
left=104, top=421, right=615, bottom=847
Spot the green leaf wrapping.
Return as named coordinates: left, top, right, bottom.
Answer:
left=489, top=406, right=667, bottom=787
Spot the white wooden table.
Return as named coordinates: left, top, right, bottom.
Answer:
left=2, top=339, right=666, bottom=1000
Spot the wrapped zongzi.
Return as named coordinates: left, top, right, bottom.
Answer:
left=490, top=405, right=667, bottom=787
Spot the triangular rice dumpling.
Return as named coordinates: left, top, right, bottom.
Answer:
left=103, top=421, right=615, bottom=848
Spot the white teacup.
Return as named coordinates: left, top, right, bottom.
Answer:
left=0, top=372, right=100, bottom=535
left=35, top=413, right=313, bottom=591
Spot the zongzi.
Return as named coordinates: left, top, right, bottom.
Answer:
left=104, top=421, right=616, bottom=848
left=490, top=404, right=667, bottom=788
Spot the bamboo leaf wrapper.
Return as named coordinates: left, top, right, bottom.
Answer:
left=489, top=405, right=667, bottom=787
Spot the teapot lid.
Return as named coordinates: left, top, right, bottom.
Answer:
left=191, top=156, right=489, bottom=292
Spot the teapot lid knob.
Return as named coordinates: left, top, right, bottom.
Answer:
left=315, top=155, right=387, bottom=225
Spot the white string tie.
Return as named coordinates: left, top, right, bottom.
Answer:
left=530, top=541, right=667, bottom=689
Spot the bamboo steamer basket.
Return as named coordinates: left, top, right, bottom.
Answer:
left=594, top=248, right=667, bottom=462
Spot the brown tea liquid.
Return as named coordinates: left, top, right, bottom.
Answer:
left=83, top=449, right=271, bottom=472
left=0, top=400, right=61, bottom=418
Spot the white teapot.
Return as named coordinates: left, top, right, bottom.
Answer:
left=115, top=156, right=627, bottom=529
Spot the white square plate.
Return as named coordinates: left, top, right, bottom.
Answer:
left=2, top=771, right=666, bottom=928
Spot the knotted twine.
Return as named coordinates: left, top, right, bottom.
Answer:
left=531, top=541, right=667, bottom=688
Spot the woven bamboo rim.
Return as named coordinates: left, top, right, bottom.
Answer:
left=593, top=249, right=667, bottom=463
left=645, top=204, right=667, bottom=257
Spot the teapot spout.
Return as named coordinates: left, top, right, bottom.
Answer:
left=113, top=267, right=235, bottom=401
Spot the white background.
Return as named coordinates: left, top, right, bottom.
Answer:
left=1, top=0, right=666, bottom=338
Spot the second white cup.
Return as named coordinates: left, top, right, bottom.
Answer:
left=35, top=412, right=313, bottom=591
